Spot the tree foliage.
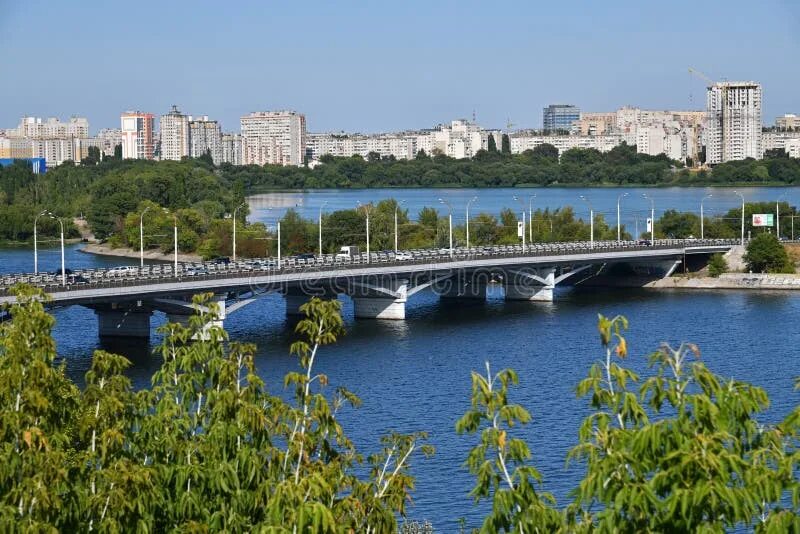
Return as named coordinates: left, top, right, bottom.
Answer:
left=745, top=233, right=795, bottom=273
left=0, top=289, right=432, bottom=531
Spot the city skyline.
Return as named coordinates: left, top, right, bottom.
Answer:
left=1, top=0, right=799, bottom=133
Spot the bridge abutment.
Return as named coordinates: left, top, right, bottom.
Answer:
left=349, top=278, right=408, bottom=320
left=283, top=288, right=339, bottom=316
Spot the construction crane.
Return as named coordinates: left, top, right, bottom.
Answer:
left=688, top=67, right=715, bottom=109
left=506, top=118, right=515, bottom=133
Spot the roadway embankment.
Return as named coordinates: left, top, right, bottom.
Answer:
left=80, top=243, right=202, bottom=263
left=649, top=273, right=800, bottom=290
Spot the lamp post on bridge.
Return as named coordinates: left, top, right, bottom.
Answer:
left=49, top=213, right=65, bottom=286
left=528, top=194, right=536, bottom=244
left=33, top=209, right=48, bottom=274
left=777, top=193, right=786, bottom=240
left=513, top=196, right=527, bottom=249
left=232, top=202, right=246, bottom=262
left=357, top=201, right=372, bottom=263
left=394, top=199, right=405, bottom=253
left=318, top=201, right=328, bottom=256
left=700, top=193, right=712, bottom=240
left=616, top=192, right=628, bottom=243
left=139, top=206, right=151, bottom=268
left=439, top=198, right=453, bottom=257
left=642, top=193, right=655, bottom=245
left=733, top=190, right=745, bottom=245
left=579, top=195, right=593, bottom=248
left=466, top=196, right=477, bottom=249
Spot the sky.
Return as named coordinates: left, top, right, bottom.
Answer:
left=1, top=0, right=799, bottom=134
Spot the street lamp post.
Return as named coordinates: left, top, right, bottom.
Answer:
left=777, top=194, right=786, bottom=239
left=318, top=201, right=327, bottom=256
left=277, top=221, right=282, bottom=268
left=513, top=196, right=527, bottom=249
left=394, top=200, right=405, bottom=253
left=139, top=206, right=151, bottom=268
left=49, top=214, right=65, bottom=286
left=616, top=192, right=628, bottom=242
left=579, top=195, right=594, bottom=248
left=733, top=190, right=745, bottom=245
left=358, top=201, right=372, bottom=263
left=232, top=202, right=246, bottom=262
left=33, top=209, right=48, bottom=274
left=528, top=194, right=536, bottom=244
left=466, top=196, right=477, bottom=249
left=700, top=194, right=712, bottom=240
left=171, top=213, right=178, bottom=274
left=438, top=198, right=453, bottom=256
left=643, top=193, right=655, bottom=245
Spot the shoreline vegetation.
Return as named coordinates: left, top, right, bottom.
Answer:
left=3, top=145, right=800, bottom=261
left=1, top=288, right=798, bottom=531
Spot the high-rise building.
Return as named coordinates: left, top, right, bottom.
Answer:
left=189, top=116, right=222, bottom=164
left=159, top=105, right=190, bottom=161
left=221, top=133, right=243, bottom=165
left=97, top=128, right=124, bottom=157
left=706, top=81, right=762, bottom=164
left=543, top=104, right=580, bottom=131
left=120, top=111, right=155, bottom=160
left=240, top=111, right=306, bottom=166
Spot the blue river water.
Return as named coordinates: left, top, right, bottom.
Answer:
left=2, top=188, right=800, bottom=529
left=248, top=186, right=800, bottom=238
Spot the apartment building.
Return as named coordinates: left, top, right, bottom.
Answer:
left=159, top=105, right=190, bottom=161
left=240, top=111, right=306, bottom=166
left=189, top=116, right=222, bottom=163
left=775, top=114, right=800, bottom=130
left=543, top=104, right=580, bottom=131
left=221, top=133, right=243, bottom=165
left=706, top=81, right=762, bottom=164
left=510, top=133, right=624, bottom=155
left=120, top=111, right=155, bottom=160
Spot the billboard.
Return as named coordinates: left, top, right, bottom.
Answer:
left=752, top=214, right=774, bottom=227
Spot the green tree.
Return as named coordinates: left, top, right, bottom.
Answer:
left=744, top=232, right=794, bottom=273
left=707, top=253, right=728, bottom=277
left=501, top=134, right=511, bottom=155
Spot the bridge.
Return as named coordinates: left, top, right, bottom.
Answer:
left=0, top=239, right=735, bottom=338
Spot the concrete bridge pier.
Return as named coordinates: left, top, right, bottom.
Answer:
left=94, top=302, right=153, bottom=338
left=349, top=278, right=408, bottom=320
left=504, top=268, right=556, bottom=302
left=155, top=296, right=226, bottom=340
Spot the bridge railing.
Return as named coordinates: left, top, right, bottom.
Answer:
left=0, top=239, right=738, bottom=298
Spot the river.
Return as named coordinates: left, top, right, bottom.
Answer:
left=2, top=188, right=800, bottom=529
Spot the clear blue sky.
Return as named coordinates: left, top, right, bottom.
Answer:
left=1, top=0, right=798, bottom=134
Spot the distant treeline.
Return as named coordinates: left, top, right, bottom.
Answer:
left=2, top=144, right=800, bottom=247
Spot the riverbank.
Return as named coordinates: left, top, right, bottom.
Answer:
left=649, top=273, right=800, bottom=291
left=80, top=243, right=202, bottom=263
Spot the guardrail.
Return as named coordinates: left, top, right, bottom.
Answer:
left=0, top=239, right=738, bottom=298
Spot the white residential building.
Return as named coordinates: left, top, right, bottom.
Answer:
left=240, top=111, right=306, bottom=166
left=762, top=130, right=800, bottom=156
left=706, top=81, right=762, bottom=164
left=414, top=119, right=485, bottom=159
left=509, top=133, right=624, bottom=155
left=159, top=105, right=190, bottom=161
left=221, top=133, right=243, bottom=165
left=120, top=111, right=155, bottom=160
left=97, top=128, right=124, bottom=157
left=189, top=116, right=222, bottom=164
left=307, top=132, right=416, bottom=161
left=5, top=116, right=89, bottom=139
left=775, top=114, right=800, bottom=130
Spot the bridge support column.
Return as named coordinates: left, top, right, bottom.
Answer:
left=95, top=304, right=152, bottom=338
left=160, top=296, right=226, bottom=340
left=349, top=278, right=408, bottom=320
left=504, top=268, right=555, bottom=302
